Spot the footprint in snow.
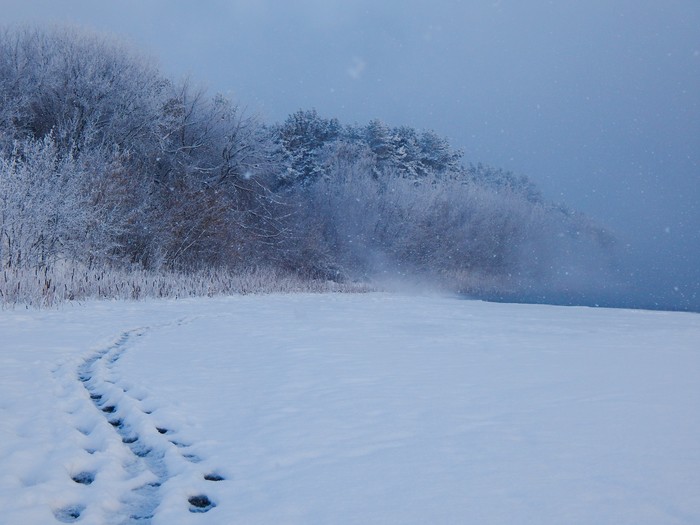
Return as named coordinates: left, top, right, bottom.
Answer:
left=188, top=494, right=216, bottom=513
left=53, top=504, right=85, bottom=523
left=204, top=473, right=225, bottom=481
left=71, top=471, right=95, bottom=485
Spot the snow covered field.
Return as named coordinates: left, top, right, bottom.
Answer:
left=1, top=293, right=699, bottom=524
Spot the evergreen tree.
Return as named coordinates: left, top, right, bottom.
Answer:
left=276, top=109, right=341, bottom=184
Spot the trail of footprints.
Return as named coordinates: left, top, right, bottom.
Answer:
left=54, top=327, right=223, bottom=523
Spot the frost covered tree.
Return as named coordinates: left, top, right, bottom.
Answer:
left=463, top=163, right=542, bottom=203
left=0, top=137, right=141, bottom=270
left=275, top=109, right=341, bottom=185
left=0, top=26, right=165, bottom=155
left=0, top=26, right=166, bottom=269
left=149, top=80, right=286, bottom=269
left=363, top=119, right=397, bottom=165
left=417, top=129, right=462, bottom=175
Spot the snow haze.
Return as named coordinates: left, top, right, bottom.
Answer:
left=2, top=0, right=699, bottom=311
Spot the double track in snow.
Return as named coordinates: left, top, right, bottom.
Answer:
left=54, top=325, right=222, bottom=523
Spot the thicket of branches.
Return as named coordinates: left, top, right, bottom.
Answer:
left=0, top=26, right=616, bottom=306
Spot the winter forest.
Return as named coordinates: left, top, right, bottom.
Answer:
left=0, top=26, right=616, bottom=307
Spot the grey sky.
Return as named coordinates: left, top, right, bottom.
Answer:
left=3, top=0, right=699, bottom=309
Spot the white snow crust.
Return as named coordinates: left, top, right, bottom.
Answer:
left=1, top=294, right=699, bottom=524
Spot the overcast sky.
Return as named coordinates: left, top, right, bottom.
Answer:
left=3, top=0, right=699, bottom=309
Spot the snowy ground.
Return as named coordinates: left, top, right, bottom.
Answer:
left=1, top=293, right=699, bottom=524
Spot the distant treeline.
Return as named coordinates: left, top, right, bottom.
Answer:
left=0, top=26, right=616, bottom=305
